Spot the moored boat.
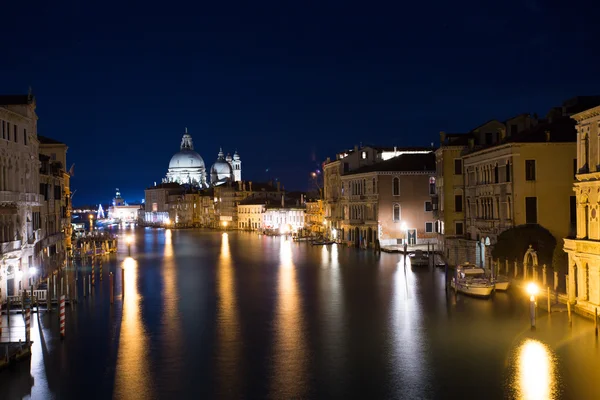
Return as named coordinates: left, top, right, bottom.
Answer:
left=451, top=263, right=494, bottom=298
left=492, top=275, right=510, bottom=291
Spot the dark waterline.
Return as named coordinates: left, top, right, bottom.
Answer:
left=2, top=229, right=600, bottom=399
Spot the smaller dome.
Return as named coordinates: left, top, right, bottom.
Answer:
left=210, top=147, right=233, bottom=183
left=233, top=151, right=240, bottom=161
left=226, top=153, right=232, bottom=162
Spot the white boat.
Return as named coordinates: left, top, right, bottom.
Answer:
left=450, top=263, right=494, bottom=298
left=492, top=275, right=510, bottom=291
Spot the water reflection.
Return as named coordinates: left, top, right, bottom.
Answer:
left=270, top=237, right=308, bottom=398
left=389, top=262, right=426, bottom=396
left=216, top=233, right=243, bottom=397
left=115, top=257, right=152, bottom=398
left=161, top=229, right=183, bottom=391
left=513, top=339, right=557, bottom=400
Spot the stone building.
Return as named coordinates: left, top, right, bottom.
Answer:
left=263, top=195, right=306, bottom=234
left=339, top=152, right=436, bottom=247
left=323, top=145, right=433, bottom=240
left=37, top=136, right=70, bottom=277
left=163, top=129, right=241, bottom=188
left=0, top=94, right=44, bottom=300
left=237, top=198, right=267, bottom=231
left=305, top=198, right=324, bottom=237
left=438, top=97, right=598, bottom=267
left=564, top=104, right=600, bottom=315
left=143, top=182, right=185, bottom=225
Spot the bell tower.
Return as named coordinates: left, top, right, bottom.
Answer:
left=230, top=150, right=242, bottom=182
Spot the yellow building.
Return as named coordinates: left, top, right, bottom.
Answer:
left=564, top=104, right=600, bottom=315
left=441, top=103, right=584, bottom=267
left=305, top=199, right=324, bottom=236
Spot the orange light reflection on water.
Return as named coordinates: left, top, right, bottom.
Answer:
left=513, top=339, right=557, bottom=400
left=216, top=233, right=243, bottom=396
left=270, top=237, right=307, bottom=398
left=114, top=257, right=152, bottom=398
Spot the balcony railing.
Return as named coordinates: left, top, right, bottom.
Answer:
left=0, top=240, right=22, bottom=254
left=0, top=192, right=41, bottom=204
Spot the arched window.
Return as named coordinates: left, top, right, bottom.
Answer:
left=393, top=204, right=401, bottom=221
left=393, top=177, right=400, bottom=196
left=505, top=161, right=511, bottom=182
left=494, top=164, right=499, bottom=183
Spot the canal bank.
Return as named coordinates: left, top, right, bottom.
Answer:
left=1, top=229, right=600, bottom=399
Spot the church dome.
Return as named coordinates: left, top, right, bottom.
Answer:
left=169, top=149, right=205, bottom=169
left=210, top=148, right=233, bottom=183
left=164, top=130, right=207, bottom=188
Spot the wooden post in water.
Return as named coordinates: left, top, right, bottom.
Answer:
left=567, top=300, right=572, bottom=324
left=514, top=261, right=518, bottom=278
left=109, top=272, right=114, bottom=304
left=88, top=275, right=91, bottom=295
left=121, top=268, right=125, bottom=298
left=47, top=277, right=51, bottom=312
left=547, top=286, right=551, bottom=313
left=542, top=265, right=547, bottom=286
left=505, top=259, right=509, bottom=275
left=596, top=308, right=598, bottom=337
left=554, top=271, right=559, bottom=292
left=53, top=274, right=56, bottom=302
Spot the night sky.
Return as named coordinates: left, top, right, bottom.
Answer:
left=1, top=0, right=599, bottom=206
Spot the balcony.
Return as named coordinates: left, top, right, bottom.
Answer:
left=0, top=192, right=42, bottom=204
left=472, top=219, right=512, bottom=234
left=0, top=240, right=22, bottom=254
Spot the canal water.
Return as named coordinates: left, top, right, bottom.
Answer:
left=2, top=229, right=600, bottom=399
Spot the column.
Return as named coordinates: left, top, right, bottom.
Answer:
left=568, top=257, right=577, bottom=303
left=576, top=203, right=586, bottom=239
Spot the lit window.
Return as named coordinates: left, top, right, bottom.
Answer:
left=361, top=151, right=367, bottom=160
left=393, top=204, right=401, bottom=221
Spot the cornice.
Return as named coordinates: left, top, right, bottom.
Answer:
left=572, top=106, right=600, bottom=123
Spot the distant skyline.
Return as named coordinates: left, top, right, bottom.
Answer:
left=1, top=0, right=599, bottom=206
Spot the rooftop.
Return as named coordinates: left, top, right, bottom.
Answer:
left=343, top=152, right=435, bottom=175
left=0, top=95, right=34, bottom=106
left=38, top=135, right=66, bottom=145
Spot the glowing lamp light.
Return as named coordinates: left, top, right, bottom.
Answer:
left=29, top=267, right=38, bottom=276
left=222, top=221, right=228, bottom=227
left=16, top=270, right=23, bottom=280
left=125, top=235, right=134, bottom=245
left=400, top=222, right=408, bottom=231
left=526, top=282, right=539, bottom=297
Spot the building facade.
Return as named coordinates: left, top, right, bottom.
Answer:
left=144, top=183, right=185, bottom=225
left=564, top=104, right=600, bottom=315
left=305, top=199, right=324, bottom=236
left=38, top=136, right=70, bottom=278
left=237, top=200, right=267, bottom=231
left=0, top=95, right=45, bottom=300
left=339, top=153, right=436, bottom=247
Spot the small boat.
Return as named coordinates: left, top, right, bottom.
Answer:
left=451, top=263, right=494, bottom=298
left=408, top=250, right=429, bottom=267
left=293, top=237, right=312, bottom=242
left=492, top=275, right=510, bottom=291
left=311, top=240, right=336, bottom=246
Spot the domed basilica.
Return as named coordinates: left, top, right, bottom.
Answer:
left=163, top=129, right=241, bottom=188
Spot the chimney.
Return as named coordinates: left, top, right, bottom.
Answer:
left=277, top=181, right=281, bottom=192
left=545, top=130, right=551, bottom=142
left=439, top=131, right=446, bottom=145
left=238, top=181, right=242, bottom=191
left=249, top=181, right=253, bottom=192
left=500, top=128, right=506, bottom=141
left=468, top=138, right=474, bottom=149
left=281, top=194, right=285, bottom=207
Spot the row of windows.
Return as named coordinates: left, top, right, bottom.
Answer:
left=392, top=177, right=436, bottom=196
left=342, top=178, right=377, bottom=196
left=0, top=120, right=28, bottom=145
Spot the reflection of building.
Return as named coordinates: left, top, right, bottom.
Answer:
left=108, top=189, right=140, bottom=223
left=564, top=104, right=600, bottom=315
left=340, top=152, right=436, bottom=247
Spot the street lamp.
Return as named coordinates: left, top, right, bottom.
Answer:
left=126, top=235, right=133, bottom=257
left=526, top=282, right=539, bottom=328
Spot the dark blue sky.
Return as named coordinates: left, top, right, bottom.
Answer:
left=1, top=0, right=599, bottom=206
